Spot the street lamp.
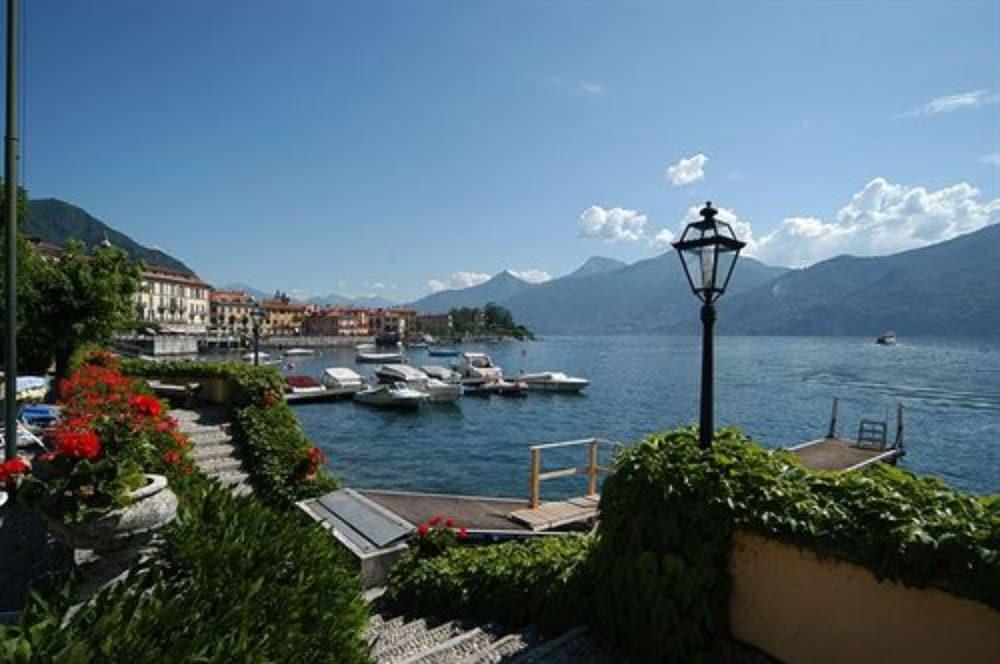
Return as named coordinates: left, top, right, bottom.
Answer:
left=250, top=305, right=265, bottom=366
left=672, top=202, right=746, bottom=448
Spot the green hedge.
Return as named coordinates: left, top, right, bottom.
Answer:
left=590, top=427, right=1000, bottom=662
left=120, top=359, right=338, bottom=508
left=0, top=483, right=370, bottom=663
left=384, top=536, right=594, bottom=633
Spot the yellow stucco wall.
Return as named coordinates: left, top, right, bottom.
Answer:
left=729, top=531, right=1000, bottom=664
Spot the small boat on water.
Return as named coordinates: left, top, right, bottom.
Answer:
left=284, top=348, right=316, bottom=357
left=353, top=382, right=428, bottom=409
left=357, top=350, right=404, bottom=363
left=376, top=364, right=462, bottom=402
left=420, top=365, right=462, bottom=383
left=876, top=331, right=897, bottom=346
left=463, top=379, right=526, bottom=398
left=242, top=351, right=281, bottom=365
left=454, top=352, right=503, bottom=382
left=20, top=404, right=60, bottom=433
left=519, top=371, right=589, bottom=393
left=321, top=368, right=364, bottom=391
left=284, top=375, right=326, bottom=395
left=427, top=347, right=459, bottom=357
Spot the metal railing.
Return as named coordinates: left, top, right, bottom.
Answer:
left=528, top=438, right=622, bottom=508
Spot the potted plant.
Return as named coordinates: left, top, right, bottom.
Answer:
left=18, top=356, right=192, bottom=553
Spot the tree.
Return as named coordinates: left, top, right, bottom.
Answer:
left=31, top=240, right=141, bottom=380
left=483, top=302, right=514, bottom=331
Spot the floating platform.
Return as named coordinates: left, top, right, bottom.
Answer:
left=284, top=387, right=359, bottom=404
left=787, top=437, right=904, bottom=472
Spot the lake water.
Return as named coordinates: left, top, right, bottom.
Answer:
left=278, top=336, right=1000, bottom=498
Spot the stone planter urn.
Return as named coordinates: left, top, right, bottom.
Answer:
left=42, top=474, right=178, bottom=553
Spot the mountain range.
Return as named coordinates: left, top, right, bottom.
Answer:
left=409, top=222, right=1000, bottom=337
left=26, top=198, right=194, bottom=275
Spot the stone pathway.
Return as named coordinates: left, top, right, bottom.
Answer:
left=170, top=406, right=253, bottom=497
left=365, top=607, right=621, bottom=663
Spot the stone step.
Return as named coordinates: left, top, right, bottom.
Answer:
left=376, top=620, right=466, bottom=663
left=460, top=630, right=539, bottom=663
left=372, top=618, right=430, bottom=659
left=402, top=628, right=495, bottom=664
left=189, top=443, right=238, bottom=462
left=197, top=456, right=243, bottom=475
left=185, top=429, right=232, bottom=446
left=368, top=615, right=406, bottom=645
left=507, top=627, right=613, bottom=664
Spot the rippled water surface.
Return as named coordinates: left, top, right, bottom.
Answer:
left=277, top=336, right=1000, bottom=497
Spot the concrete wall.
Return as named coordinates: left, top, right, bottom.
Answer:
left=729, top=531, right=1000, bottom=664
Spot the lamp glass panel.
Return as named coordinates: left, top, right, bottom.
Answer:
left=699, top=245, right=716, bottom=291
left=680, top=247, right=704, bottom=293
left=715, top=248, right=737, bottom=294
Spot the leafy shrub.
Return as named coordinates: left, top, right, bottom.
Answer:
left=120, top=358, right=337, bottom=508
left=385, top=535, right=594, bottom=633
left=590, top=427, right=1000, bottom=662
left=0, top=484, right=370, bottom=663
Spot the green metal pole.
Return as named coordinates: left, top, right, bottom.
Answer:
left=4, top=0, right=19, bottom=462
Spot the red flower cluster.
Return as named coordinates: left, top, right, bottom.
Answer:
left=307, top=446, right=326, bottom=476
left=53, top=429, right=102, bottom=460
left=0, top=457, right=30, bottom=484
left=129, top=395, right=162, bottom=418
left=415, top=514, right=468, bottom=541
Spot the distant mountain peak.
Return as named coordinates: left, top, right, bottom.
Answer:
left=568, top=256, right=628, bottom=278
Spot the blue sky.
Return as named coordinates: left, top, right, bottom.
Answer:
left=12, top=0, right=1000, bottom=301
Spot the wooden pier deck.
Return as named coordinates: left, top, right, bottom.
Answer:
left=284, top=387, right=358, bottom=405
left=787, top=437, right=904, bottom=471
left=359, top=489, right=537, bottom=533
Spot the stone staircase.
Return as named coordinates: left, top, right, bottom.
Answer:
left=170, top=406, right=253, bottom=497
left=366, top=610, right=619, bottom=663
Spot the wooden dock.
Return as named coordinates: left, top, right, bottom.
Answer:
left=786, top=398, right=905, bottom=472
left=509, top=494, right=600, bottom=531
left=787, top=437, right=904, bottom=471
left=284, top=387, right=358, bottom=404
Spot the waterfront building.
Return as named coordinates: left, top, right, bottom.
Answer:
left=210, top=290, right=256, bottom=334
left=302, top=307, right=371, bottom=337
left=370, top=307, right=418, bottom=340
left=262, top=299, right=310, bottom=336
left=133, top=267, right=212, bottom=334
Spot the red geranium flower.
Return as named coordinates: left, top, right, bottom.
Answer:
left=130, top=395, right=162, bottom=417
left=417, top=523, right=430, bottom=537
left=458, top=527, right=468, bottom=540
left=445, top=518, right=455, bottom=528
left=54, top=430, right=102, bottom=460
left=163, top=449, right=182, bottom=466
left=0, top=457, right=30, bottom=483
left=428, top=515, right=442, bottom=527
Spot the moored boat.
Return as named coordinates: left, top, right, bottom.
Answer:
left=284, top=375, right=326, bottom=395
left=518, top=371, right=589, bottom=393
left=427, top=347, right=459, bottom=357
left=353, top=382, right=428, bottom=409
left=284, top=348, right=316, bottom=357
left=321, top=368, right=364, bottom=391
left=454, top=352, right=503, bottom=382
left=357, top=350, right=404, bottom=363
left=375, top=364, right=462, bottom=402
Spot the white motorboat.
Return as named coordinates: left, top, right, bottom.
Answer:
left=357, top=350, right=404, bottom=363
left=454, top=352, right=503, bottom=383
left=420, top=365, right=462, bottom=383
left=518, top=371, right=589, bottom=393
left=376, top=364, right=462, bottom=402
left=353, top=382, right=428, bottom=409
left=284, top=348, right=316, bottom=357
left=321, top=368, right=364, bottom=391
left=875, top=331, right=897, bottom=346
left=285, top=375, right=326, bottom=395
left=242, top=351, right=281, bottom=365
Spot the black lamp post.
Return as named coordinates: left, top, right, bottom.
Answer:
left=672, top=202, right=746, bottom=448
left=250, top=305, right=265, bottom=366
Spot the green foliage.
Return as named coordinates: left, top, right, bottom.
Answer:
left=449, top=303, right=534, bottom=340
left=590, top=427, right=1000, bottom=662
left=0, top=484, right=370, bottom=663
left=385, top=536, right=594, bottom=633
left=121, top=358, right=338, bottom=508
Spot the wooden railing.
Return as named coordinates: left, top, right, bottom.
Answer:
left=528, top=438, right=621, bottom=508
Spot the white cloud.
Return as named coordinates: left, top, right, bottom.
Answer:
left=675, top=204, right=760, bottom=257
left=898, top=89, right=1000, bottom=118
left=980, top=153, right=1000, bottom=166
left=581, top=82, right=604, bottom=95
left=427, top=271, right=491, bottom=293
left=649, top=228, right=676, bottom=252
left=665, top=153, right=708, bottom=186
left=579, top=205, right=648, bottom=242
left=509, top=269, right=552, bottom=284
left=755, top=177, right=1000, bottom=267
